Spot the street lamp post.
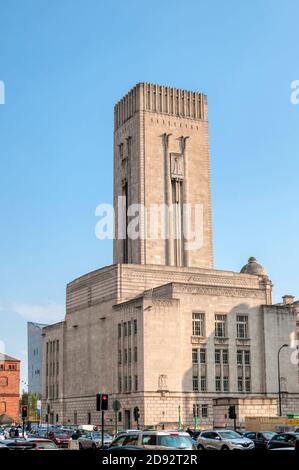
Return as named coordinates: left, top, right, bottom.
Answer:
left=278, top=344, right=288, bottom=416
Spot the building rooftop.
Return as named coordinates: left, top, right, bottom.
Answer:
left=0, top=352, right=20, bottom=362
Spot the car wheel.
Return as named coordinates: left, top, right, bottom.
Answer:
left=79, top=442, right=83, bottom=450
left=197, top=444, right=204, bottom=450
left=221, top=445, right=229, bottom=451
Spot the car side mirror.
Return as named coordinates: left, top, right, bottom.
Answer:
left=215, top=436, right=221, bottom=440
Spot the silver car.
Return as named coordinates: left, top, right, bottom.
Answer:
left=78, top=431, right=113, bottom=450
left=110, top=430, right=195, bottom=450
left=197, top=430, right=254, bottom=450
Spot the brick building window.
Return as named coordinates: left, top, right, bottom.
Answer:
left=118, top=349, right=122, bottom=365
left=124, top=376, right=128, bottom=392
left=215, top=314, right=227, bottom=337
left=134, top=375, right=138, bottom=391
left=128, top=321, right=131, bottom=336
left=56, top=414, right=59, bottom=423
left=0, top=401, right=6, bottom=412
left=128, top=376, right=132, bottom=392
left=215, top=376, right=221, bottom=392
left=87, top=412, right=91, bottom=425
left=0, top=377, right=8, bottom=387
left=128, top=348, right=132, bottom=363
left=124, top=323, right=127, bottom=337
left=192, top=312, right=205, bottom=337
left=124, top=349, right=127, bottom=364
left=118, top=376, right=122, bottom=393
left=133, top=319, right=137, bottom=335
left=118, top=324, right=121, bottom=338
left=237, top=315, right=249, bottom=339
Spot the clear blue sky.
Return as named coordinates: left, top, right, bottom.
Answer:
left=0, top=0, right=298, bottom=385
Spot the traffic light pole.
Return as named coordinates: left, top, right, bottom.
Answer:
left=101, top=410, right=104, bottom=449
left=22, top=417, right=25, bottom=438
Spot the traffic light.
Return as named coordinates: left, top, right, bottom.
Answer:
left=96, top=393, right=109, bottom=411
left=228, top=405, right=236, bottom=420
left=133, top=406, right=140, bottom=422
left=21, top=405, right=28, bottom=419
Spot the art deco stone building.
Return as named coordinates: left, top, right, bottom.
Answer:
left=41, top=83, right=299, bottom=429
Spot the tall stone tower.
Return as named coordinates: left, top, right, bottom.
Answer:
left=113, top=83, right=213, bottom=269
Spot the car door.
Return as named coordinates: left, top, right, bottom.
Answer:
left=83, top=432, right=92, bottom=449
left=203, top=431, right=219, bottom=450
left=200, top=432, right=214, bottom=449
left=270, top=434, right=289, bottom=449
left=286, top=435, right=296, bottom=448
left=256, top=432, right=266, bottom=449
left=245, top=432, right=257, bottom=446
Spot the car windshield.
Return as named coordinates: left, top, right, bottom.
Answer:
left=54, top=433, right=68, bottom=438
left=218, top=431, right=242, bottom=439
left=157, top=435, right=191, bottom=448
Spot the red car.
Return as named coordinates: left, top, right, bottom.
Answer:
left=47, top=431, right=71, bottom=448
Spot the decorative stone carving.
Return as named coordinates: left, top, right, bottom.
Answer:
left=170, top=152, right=184, bottom=180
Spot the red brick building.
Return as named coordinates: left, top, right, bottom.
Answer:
left=0, top=353, right=20, bottom=424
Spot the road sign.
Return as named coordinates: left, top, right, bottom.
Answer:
left=112, top=400, right=121, bottom=412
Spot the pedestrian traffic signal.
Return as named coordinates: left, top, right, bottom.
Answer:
left=96, top=393, right=109, bottom=411
left=228, top=405, right=236, bottom=419
left=21, top=405, right=28, bottom=419
left=133, top=406, right=140, bottom=422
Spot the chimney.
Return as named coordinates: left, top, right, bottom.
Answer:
left=282, top=295, right=295, bottom=305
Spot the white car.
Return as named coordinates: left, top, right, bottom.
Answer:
left=78, top=431, right=113, bottom=450
left=197, top=430, right=254, bottom=450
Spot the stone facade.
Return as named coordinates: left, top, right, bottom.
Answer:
left=27, top=322, right=47, bottom=394
left=41, top=83, right=299, bottom=429
left=0, top=353, right=20, bottom=423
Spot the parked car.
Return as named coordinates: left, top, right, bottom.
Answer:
left=27, top=438, right=58, bottom=450
left=0, top=439, right=37, bottom=450
left=197, top=430, right=254, bottom=450
left=110, top=430, right=195, bottom=450
left=78, top=431, right=113, bottom=450
left=267, top=432, right=299, bottom=450
left=47, top=431, right=71, bottom=448
left=244, top=431, right=276, bottom=449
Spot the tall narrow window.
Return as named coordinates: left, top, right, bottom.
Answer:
left=237, top=315, right=249, bottom=339
left=215, top=314, right=227, bottom=337
left=192, top=376, right=199, bottom=392
left=192, top=349, right=198, bottom=364
left=192, top=312, right=205, bottom=337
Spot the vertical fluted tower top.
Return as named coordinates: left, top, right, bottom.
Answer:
left=114, top=83, right=208, bottom=130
